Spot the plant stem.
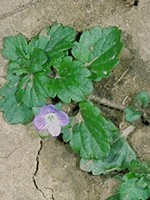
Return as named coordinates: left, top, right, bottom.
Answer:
left=121, top=125, right=135, bottom=138
left=89, top=95, right=126, bottom=111
left=110, top=125, right=135, bottom=145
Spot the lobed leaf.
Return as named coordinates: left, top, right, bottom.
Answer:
left=124, top=106, right=142, bottom=122
left=39, top=23, right=77, bottom=59
left=27, top=48, right=48, bottom=73
left=119, top=173, right=150, bottom=200
left=2, top=34, right=28, bottom=61
left=80, top=136, right=136, bottom=175
left=72, top=26, right=123, bottom=80
left=134, top=91, right=150, bottom=108
left=16, top=71, right=51, bottom=108
left=48, top=57, right=93, bottom=103
left=62, top=101, right=136, bottom=174
left=61, top=117, right=74, bottom=143
left=129, top=160, right=150, bottom=174
left=2, top=23, right=76, bottom=75
left=0, top=81, right=33, bottom=124
left=68, top=101, right=113, bottom=159
left=107, top=161, right=150, bottom=200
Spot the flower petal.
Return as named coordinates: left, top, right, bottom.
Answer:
left=47, top=123, right=61, bottom=137
left=39, top=105, right=58, bottom=115
left=56, top=111, right=69, bottom=127
left=33, top=115, right=46, bottom=131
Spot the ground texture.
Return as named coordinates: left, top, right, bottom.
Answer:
left=0, top=0, right=150, bottom=199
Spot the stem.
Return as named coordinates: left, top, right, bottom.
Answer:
left=121, top=125, right=135, bottom=139
left=110, top=125, right=136, bottom=145
left=89, top=95, right=126, bottom=111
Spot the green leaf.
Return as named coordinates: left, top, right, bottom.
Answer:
left=28, top=35, right=49, bottom=50
left=69, top=101, right=113, bottom=159
left=10, top=49, right=48, bottom=74
left=108, top=161, right=150, bottom=200
left=72, top=26, right=123, bottom=80
left=119, top=173, right=150, bottom=200
left=2, top=23, right=76, bottom=62
left=80, top=106, right=136, bottom=175
left=2, top=33, right=48, bottom=76
left=54, top=102, right=62, bottom=110
left=28, top=48, right=48, bottom=73
left=16, top=71, right=51, bottom=108
left=80, top=136, right=136, bottom=175
left=61, top=117, right=74, bottom=142
left=7, top=62, right=29, bottom=76
left=2, top=34, right=28, bottom=61
left=69, top=123, right=83, bottom=153
left=39, top=23, right=77, bottom=59
left=62, top=126, right=72, bottom=143
left=0, top=82, right=33, bottom=124
left=129, top=160, right=150, bottom=174
left=32, top=107, right=41, bottom=116
left=124, top=106, right=142, bottom=122
left=48, top=57, right=93, bottom=103
left=134, top=91, right=150, bottom=108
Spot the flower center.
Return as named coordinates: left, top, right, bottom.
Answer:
left=45, top=113, right=59, bottom=126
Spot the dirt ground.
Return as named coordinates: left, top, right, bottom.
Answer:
left=0, top=0, right=150, bottom=199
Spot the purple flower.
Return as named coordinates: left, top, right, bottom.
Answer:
left=33, top=105, right=69, bottom=137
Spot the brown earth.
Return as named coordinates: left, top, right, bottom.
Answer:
left=0, top=0, right=150, bottom=199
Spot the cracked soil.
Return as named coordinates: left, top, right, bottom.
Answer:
left=0, top=0, right=150, bottom=199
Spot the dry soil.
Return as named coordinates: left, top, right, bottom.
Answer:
left=0, top=0, right=150, bottom=199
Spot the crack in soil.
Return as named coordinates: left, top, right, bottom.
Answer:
left=32, top=140, right=49, bottom=199
left=34, top=140, right=43, bottom=177
left=45, top=187, right=55, bottom=200
left=32, top=177, right=48, bottom=199
left=0, top=0, right=38, bottom=21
